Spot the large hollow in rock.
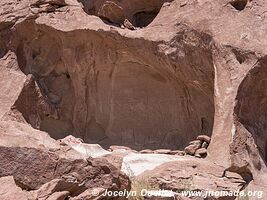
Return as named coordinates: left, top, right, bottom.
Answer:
left=13, top=22, right=215, bottom=150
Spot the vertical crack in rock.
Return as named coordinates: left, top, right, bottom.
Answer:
left=12, top=21, right=215, bottom=150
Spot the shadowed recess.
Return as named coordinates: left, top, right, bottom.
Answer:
left=14, top=22, right=215, bottom=151
left=78, top=0, right=172, bottom=28
left=235, top=56, right=267, bottom=164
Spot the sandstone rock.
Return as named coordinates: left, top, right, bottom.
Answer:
left=136, top=159, right=246, bottom=200
left=169, top=150, right=185, bottom=156
left=201, top=141, right=209, bottom=149
left=194, top=148, right=207, bottom=158
left=59, top=136, right=111, bottom=158
left=197, top=135, right=211, bottom=144
left=0, top=176, right=28, bottom=200
left=0, top=146, right=130, bottom=192
left=97, top=1, right=125, bottom=24
left=29, top=179, right=78, bottom=199
left=189, top=139, right=203, bottom=146
left=1, top=0, right=267, bottom=198
left=154, top=149, right=172, bottom=154
left=59, top=135, right=83, bottom=145
left=45, top=191, right=69, bottom=200
left=121, top=152, right=185, bottom=177
left=123, top=19, right=136, bottom=30
left=1, top=0, right=216, bottom=151
left=101, top=153, right=125, bottom=170
left=140, top=149, right=155, bottom=154
left=78, top=0, right=171, bottom=27
left=109, top=145, right=133, bottom=151
left=31, top=0, right=66, bottom=7
left=70, top=187, right=105, bottom=200
left=184, top=143, right=201, bottom=156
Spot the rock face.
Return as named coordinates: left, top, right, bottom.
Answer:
left=78, top=0, right=172, bottom=27
left=0, top=146, right=130, bottom=199
left=0, top=146, right=129, bottom=190
left=1, top=0, right=215, bottom=151
left=1, top=0, right=267, bottom=199
left=135, top=159, right=247, bottom=200
left=0, top=176, right=28, bottom=200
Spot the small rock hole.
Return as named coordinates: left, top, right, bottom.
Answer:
left=65, top=73, right=70, bottom=79
left=232, top=49, right=246, bottom=64
left=230, top=0, right=248, bottom=11
left=133, top=10, right=160, bottom=28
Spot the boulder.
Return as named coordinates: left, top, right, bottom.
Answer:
left=0, top=146, right=130, bottom=193
left=29, top=179, right=79, bottom=199
left=0, top=176, right=28, bottom=200
left=136, top=159, right=246, bottom=200
left=194, top=148, right=207, bottom=158
left=189, top=139, right=203, bottom=146
left=197, top=135, right=211, bottom=143
left=97, top=1, right=125, bottom=24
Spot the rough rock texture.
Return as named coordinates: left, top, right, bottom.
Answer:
left=184, top=135, right=210, bottom=157
left=0, top=0, right=216, bottom=151
left=0, top=146, right=129, bottom=190
left=1, top=0, right=267, bottom=199
left=0, top=145, right=130, bottom=199
left=78, top=0, right=172, bottom=27
left=135, top=159, right=247, bottom=200
left=0, top=176, right=28, bottom=200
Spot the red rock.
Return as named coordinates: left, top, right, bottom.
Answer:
left=0, top=146, right=130, bottom=192
left=201, top=141, right=209, bottom=149
left=184, top=141, right=202, bottom=156
left=46, top=191, right=69, bottom=200
left=109, top=145, right=133, bottom=151
left=97, top=1, right=125, bottom=24
left=196, top=135, right=211, bottom=143
left=140, top=149, right=154, bottom=154
left=136, top=160, right=246, bottom=200
left=70, top=188, right=105, bottom=200
left=0, top=176, right=28, bottom=200
left=1, top=0, right=267, bottom=196
left=154, top=149, right=172, bottom=154
left=194, top=148, right=207, bottom=158
left=169, top=150, right=185, bottom=156
left=189, top=139, right=203, bottom=146
left=185, top=144, right=200, bottom=155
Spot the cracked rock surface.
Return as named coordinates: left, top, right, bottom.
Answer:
left=0, top=0, right=267, bottom=199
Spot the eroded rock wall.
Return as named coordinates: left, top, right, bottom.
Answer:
left=233, top=56, right=267, bottom=173
left=12, top=20, right=214, bottom=150
left=78, top=0, right=172, bottom=27
left=0, top=0, right=267, bottom=188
